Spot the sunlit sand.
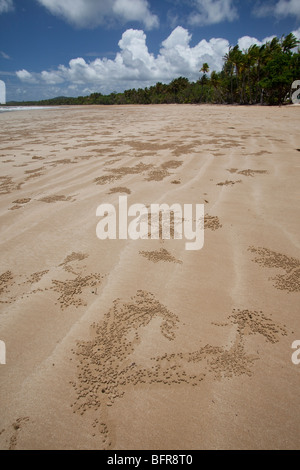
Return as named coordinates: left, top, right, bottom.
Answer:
left=0, top=104, right=299, bottom=450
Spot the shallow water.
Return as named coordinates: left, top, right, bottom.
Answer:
left=0, top=106, right=59, bottom=113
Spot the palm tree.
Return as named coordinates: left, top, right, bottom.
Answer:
left=245, top=44, right=260, bottom=104
left=224, top=47, right=235, bottom=103
left=210, top=71, right=224, bottom=103
left=281, top=33, right=299, bottom=54
left=200, top=63, right=210, bottom=75
left=199, top=63, right=210, bottom=102
left=169, top=77, right=189, bottom=103
left=229, top=45, right=244, bottom=103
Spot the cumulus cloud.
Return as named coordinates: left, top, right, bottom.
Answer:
left=188, top=0, right=238, bottom=26
left=293, top=26, right=300, bottom=40
left=237, top=35, right=276, bottom=51
left=113, top=0, right=159, bottom=29
left=36, top=0, right=159, bottom=29
left=238, top=27, right=300, bottom=51
left=0, top=0, right=14, bottom=14
left=16, top=69, right=38, bottom=83
left=254, top=0, right=300, bottom=19
left=16, top=27, right=230, bottom=94
left=16, top=25, right=299, bottom=99
left=275, top=0, right=300, bottom=17
left=41, top=70, right=64, bottom=84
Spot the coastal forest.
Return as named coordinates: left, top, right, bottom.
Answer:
left=8, top=33, right=300, bottom=107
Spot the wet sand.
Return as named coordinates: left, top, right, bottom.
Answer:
left=0, top=104, right=299, bottom=450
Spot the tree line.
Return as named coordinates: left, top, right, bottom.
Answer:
left=8, top=33, right=300, bottom=107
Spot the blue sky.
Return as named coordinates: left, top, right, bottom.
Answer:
left=0, top=0, right=299, bottom=101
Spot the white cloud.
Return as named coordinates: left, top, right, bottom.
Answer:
left=0, top=50, right=10, bottom=59
left=254, top=0, right=300, bottom=19
left=16, top=27, right=230, bottom=95
left=159, top=27, right=228, bottom=77
left=0, top=0, right=14, bottom=14
left=41, top=70, right=64, bottom=84
left=113, top=0, right=159, bottom=29
left=36, top=0, right=159, bottom=29
left=162, top=26, right=192, bottom=50
left=237, top=34, right=277, bottom=51
left=293, top=27, right=300, bottom=40
left=238, top=36, right=262, bottom=51
left=274, top=0, right=300, bottom=17
left=238, top=27, right=300, bottom=51
left=16, top=69, right=38, bottom=83
left=188, top=0, right=238, bottom=26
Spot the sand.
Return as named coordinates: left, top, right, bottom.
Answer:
left=0, top=104, right=299, bottom=450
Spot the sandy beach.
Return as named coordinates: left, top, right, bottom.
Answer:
left=0, top=104, right=299, bottom=450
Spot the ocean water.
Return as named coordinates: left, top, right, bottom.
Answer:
left=0, top=106, right=58, bottom=113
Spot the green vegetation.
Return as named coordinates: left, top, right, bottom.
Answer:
left=7, top=33, right=300, bottom=107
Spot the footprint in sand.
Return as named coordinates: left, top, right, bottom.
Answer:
left=217, top=180, right=242, bottom=187
left=38, top=195, right=75, bottom=203
left=48, top=159, right=78, bottom=167
left=59, top=252, right=89, bottom=267
left=139, top=248, right=183, bottom=264
left=103, top=158, right=122, bottom=166
left=12, top=198, right=31, bottom=204
left=227, top=168, right=268, bottom=177
left=0, top=271, right=14, bottom=302
left=24, top=167, right=45, bottom=181
left=108, top=187, right=131, bottom=195
left=9, top=198, right=31, bottom=210
left=0, top=176, right=23, bottom=195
